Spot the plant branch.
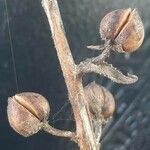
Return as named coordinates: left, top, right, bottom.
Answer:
left=42, top=0, right=99, bottom=149
left=42, top=122, right=76, bottom=141
left=86, top=40, right=112, bottom=64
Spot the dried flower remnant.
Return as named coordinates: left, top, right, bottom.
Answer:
left=84, top=82, right=115, bottom=121
left=7, top=92, right=50, bottom=137
left=100, top=8, right=144, bottom=52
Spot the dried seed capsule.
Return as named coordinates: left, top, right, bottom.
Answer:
left=84, top=82, right=115, bottom=120
left=100, top=8, right=144, bottom=52
left=7, top=92, right=50, bottom=137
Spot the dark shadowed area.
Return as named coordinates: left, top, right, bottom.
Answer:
left=0, top=0, right=150, bottom=149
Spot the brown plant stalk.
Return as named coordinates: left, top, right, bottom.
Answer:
left=42, top=0, right=99, bottom=149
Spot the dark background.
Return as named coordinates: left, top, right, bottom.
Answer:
left=0, top=0, right=150, bottom=149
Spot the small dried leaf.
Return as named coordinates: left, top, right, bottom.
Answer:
left=78, top=61, right=138, bottom=84
left=87, top=45, right=105, bottom=51
left=100, top=61, right=138, bottom=84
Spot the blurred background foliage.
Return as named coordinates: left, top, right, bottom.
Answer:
left=0, top=0, right=150, bottom=149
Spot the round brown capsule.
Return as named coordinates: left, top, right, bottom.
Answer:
left=100, top=8, right=144, bottom=52
left=84, top=82, right=115, bottom=120
left=7, top=92, right=50, bottom=137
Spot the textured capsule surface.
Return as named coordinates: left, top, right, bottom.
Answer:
left=7, top=92, right=50, bottom=137
left=100, top=8, right=144, bottom=52
left=84, top=82, right=115, bottom=119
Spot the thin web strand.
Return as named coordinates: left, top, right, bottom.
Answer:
left=52, top=101, right=75, bottom=125
left=4, top=0, right=19, bottom=92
